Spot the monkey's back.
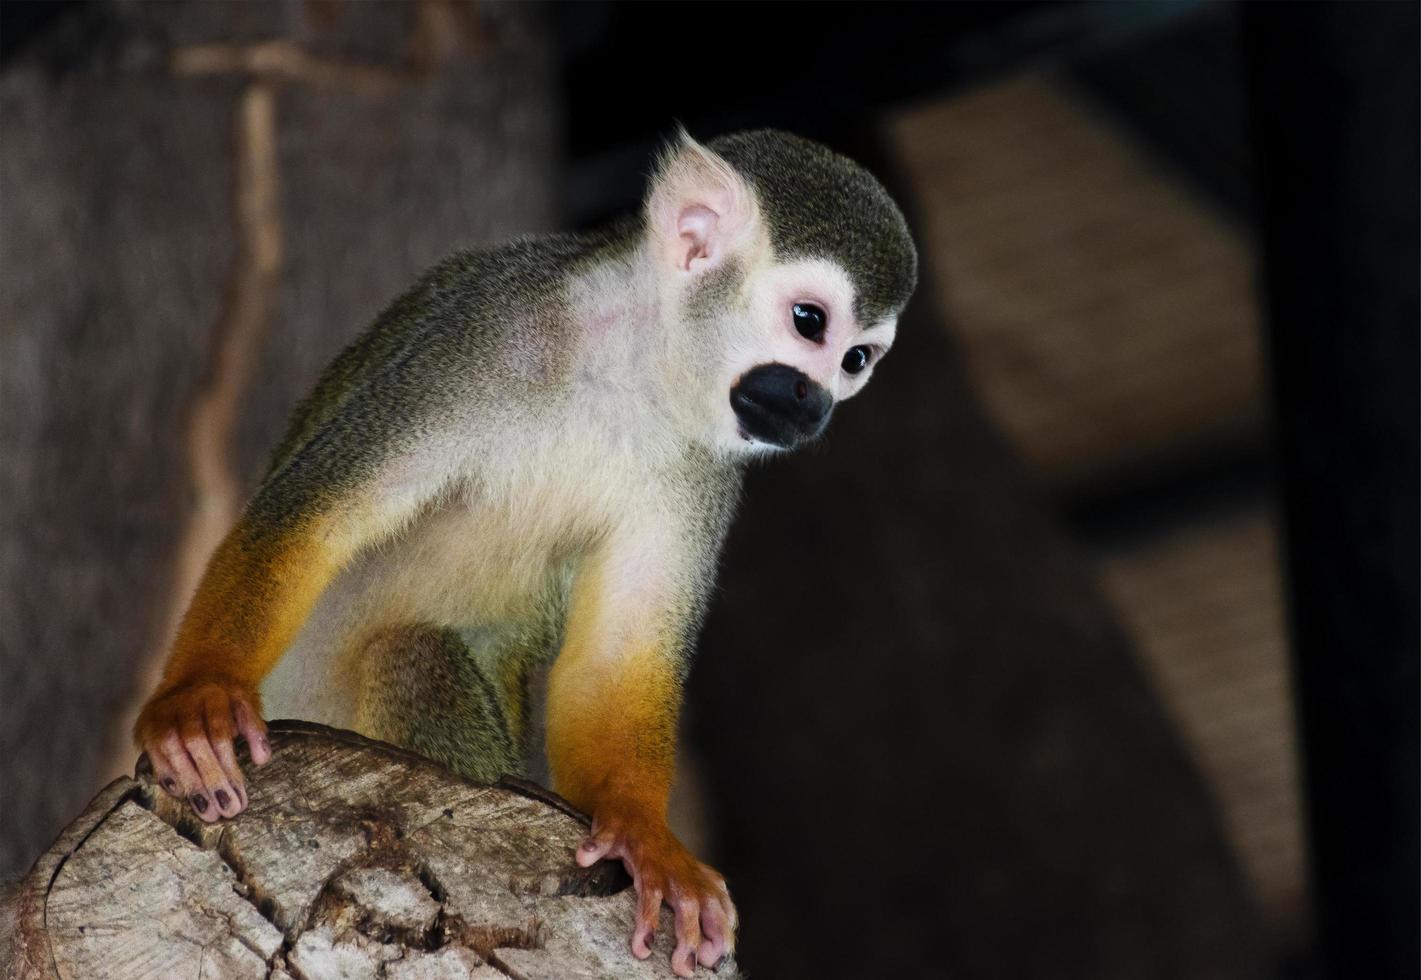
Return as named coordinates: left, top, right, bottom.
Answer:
left=262, top=227, right=634, bottom=483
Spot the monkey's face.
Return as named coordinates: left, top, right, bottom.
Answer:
left=709, top=256, right=897, bottom=457
left=642, top=132, right=910, bottom=459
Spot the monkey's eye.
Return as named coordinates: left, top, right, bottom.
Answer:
left=842, top=346, right=871, bottom=375
left=792, top=303, right=827, bottom=342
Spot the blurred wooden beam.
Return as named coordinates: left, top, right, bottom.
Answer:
left=1244, top=4, right=1420, bottom=977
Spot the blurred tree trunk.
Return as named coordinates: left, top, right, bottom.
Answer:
left=0, top=0, right=558, bottom=880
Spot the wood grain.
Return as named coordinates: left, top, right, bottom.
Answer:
left=2, top=722, right=740, bottom=980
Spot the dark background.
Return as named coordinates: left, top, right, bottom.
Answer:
left=1, top=2, right=1416, bottom=978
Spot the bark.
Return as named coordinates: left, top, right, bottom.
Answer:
left=2, top=722, right=737, bottom=980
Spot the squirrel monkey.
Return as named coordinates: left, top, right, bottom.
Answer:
left=134, top=129, right=916, bottom=976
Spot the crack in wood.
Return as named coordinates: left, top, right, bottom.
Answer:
left=414, top=862, right=449, bottom=905
left=37, top=783, right=144, bottom=978
left=19, top=728, right=728, bottom=978
left=195, top=902, right=274, bottom=964
left=213, top=826, right=286, bottom=934
left=135, top=769, right=526, bottom=971
left=130, top=779, right=292, bottom=975
left=128, top=722, right=634, bottom=979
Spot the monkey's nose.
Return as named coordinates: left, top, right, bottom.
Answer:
left=729, top=363, right=833, bottom=449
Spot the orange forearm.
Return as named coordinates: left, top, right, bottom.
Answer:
left=544, top=550, right=685, bottom=817
left=158, top=516, right=338, bottom=694
left=546, top=643, right=681, bottom=819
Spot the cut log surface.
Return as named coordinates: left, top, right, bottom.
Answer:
left=2, top=722, right=738, bottom=980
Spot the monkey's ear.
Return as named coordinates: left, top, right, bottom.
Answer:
left=647, top=130, right=759, bottom=277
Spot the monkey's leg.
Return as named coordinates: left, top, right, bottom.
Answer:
left=359, top=624, right=524, bottom=784
left=547, top=541, right=736, bottom=977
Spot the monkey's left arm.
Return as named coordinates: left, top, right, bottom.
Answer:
left=545, top=517, right=736, bottom=977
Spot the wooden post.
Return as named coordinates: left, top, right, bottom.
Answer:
left=2, top=722, right=740, bottom=980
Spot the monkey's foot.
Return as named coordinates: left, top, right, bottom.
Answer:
left=133, top=680, right=271, bottom=823
left=577, top=812, right=737, bottom=977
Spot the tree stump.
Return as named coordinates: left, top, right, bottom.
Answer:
left=2, top=722, right=738, bottom=980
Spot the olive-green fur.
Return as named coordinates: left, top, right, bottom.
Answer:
left=261, top=223, right=640, bottom=502
left=359, top=583, right=571, bottom=784
left=361, top=624, right=523, bottom=783
left=709, top=130, right=918, bottom=324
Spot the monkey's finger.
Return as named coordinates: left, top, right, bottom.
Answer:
left=158, top=733, right=207, bottom=812
left=180, top=726, right=241, bottom=821
left=144, top=748, right=184, bottom=799
left=698, top=898, right=732, bottom=967
left=182, top=735, right=236, bottom=820
left=716, top=887, right=740, bottom=934
left=201, top=691, right=249, bottom=803
left=233, top=698, right=272, bottom=765
left=697, top=867, right=738, bottom=943
left=670, top=893, right=703, bottom=978
left=631, top=883, right=662, bottom=960
left=576, top=833, right=616, bottom=868
left=210, top=736, right=249, bottom=810
left=697, top=935, right=726, bottom=969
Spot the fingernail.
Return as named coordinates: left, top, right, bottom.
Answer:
left=215, top=789, right=231, bottom=809
left=161, top=778, right=177, bottom=794
left=190, top=793, right=209, bottom=814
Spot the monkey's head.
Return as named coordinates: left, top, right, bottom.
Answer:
left=644, top=129, right=918, bottom=458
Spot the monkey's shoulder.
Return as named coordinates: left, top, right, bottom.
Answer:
left=410, top=232, right=610, bottom=321
left=334, top=228, right=635, bottom=385
left=265, top=230, right=624, bottom=477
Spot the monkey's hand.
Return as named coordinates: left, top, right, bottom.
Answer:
left=133, top=680, right=271, bottom=822
left=577, top=805, right=737, bottom=976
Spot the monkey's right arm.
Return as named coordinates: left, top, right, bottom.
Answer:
left=134, top=378, right=452, bottom=822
